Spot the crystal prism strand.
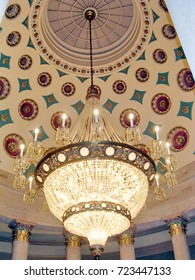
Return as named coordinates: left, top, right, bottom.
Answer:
left=165, top=154, right=179, bottom=173
left=165, top=171, right=177, bottom=188
left=26, top=128, right=43, bottom=159
left=150, top=174, right=166, bottom=200
left=23, top=177, right=36, bottom=204
left=23, top=188, right=36, bottom=204
left=125, top=126, right=141, bottom=146
left=152, top=140, right=166, bottom=159
left=90, top=108, right=105, bottom=141
left=13, top=157, right=27, bottom=175
left=55, top=126, right=71, bottom=146
left=13, top=173, right=27, bottom=190
left=13, top=143, right=27, bottom=189
left=26, top=140, right=43, bottom=159
left=164, top=142, right=178, bottom=188
left=153, top=186, right=166, bottom=200
left=152, top=126, right=167, bottom=158
left=90, top=120, right=105, bottom=141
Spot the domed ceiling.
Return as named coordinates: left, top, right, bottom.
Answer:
left=0, top=0, right=195, bottom=237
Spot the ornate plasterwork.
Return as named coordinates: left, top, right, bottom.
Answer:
left=29, top=0, right=153, bottom=76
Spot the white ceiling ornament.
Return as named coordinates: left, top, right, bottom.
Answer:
left=29, top=0, right=153, bottom=75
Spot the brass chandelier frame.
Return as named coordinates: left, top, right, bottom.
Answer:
left=35, top=141, right=156, bottom=186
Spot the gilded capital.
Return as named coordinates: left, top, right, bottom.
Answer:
left=169, top=223, right=184, bottom=237
left=165, top=216, right=187, bottom=237
left=15, top=229, right=30, bottom=242
left=118, top=232, right=135, bottom=246
left=11, top=222, right=33, bottom=243
left=65, top=234, right=82, bottom=248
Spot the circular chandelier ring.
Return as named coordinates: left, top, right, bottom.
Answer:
left=35, top=141, right=156, bottom=187
left=62, top=201, right=132, bottom=223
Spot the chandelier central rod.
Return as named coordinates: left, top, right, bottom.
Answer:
left=85, top=9, right=96, bottom=90
left=89, top=18, right=93, bottom=88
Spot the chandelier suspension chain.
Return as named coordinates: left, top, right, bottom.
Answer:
left=89, top=18, right=94, bottom=88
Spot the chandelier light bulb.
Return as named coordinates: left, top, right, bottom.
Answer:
left=166, top=142, right=171, bottom=155
left=62, top=113, right=67, bottom=127
left=94, top=109, right=99, bottom=124
left=34, top=128, right=39, bottom=142
left=155, top=126, right=160, bottom=140
left=29, top=176, right=33, bottom=189
left=20, top=144, right=25, bottom=158
left=155, top=174, right=159, bottom=187
left=166, top=158, right=170, bottom=164
left=129, top=113, right=134, bottom=127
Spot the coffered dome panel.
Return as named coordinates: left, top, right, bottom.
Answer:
left=29, top=0, right=153, bottom=75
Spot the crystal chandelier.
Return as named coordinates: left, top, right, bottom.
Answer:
left=12, top=9, right=178, bottom=259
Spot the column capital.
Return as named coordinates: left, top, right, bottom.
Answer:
left=165, top=216, right=188, bottom=237
left=65, top=234, right=82, bottom=248
left=118, top=226, right=136, bottom=246
left=9, top=220, right=33, bottom=243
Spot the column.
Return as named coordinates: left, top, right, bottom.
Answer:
left=165, top=0, right=195, bottom=78
left=166, top=216, right=191, bottom=260
left=118, top=228, right=135, bottom=260
left=0, top=0, right=9, bottom=23
left=9, top=221, right=33, bottom=260
left=65, top=234, right=82, bottom=260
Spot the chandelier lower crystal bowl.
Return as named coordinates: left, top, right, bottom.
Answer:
left=35, top=141, right=156, bottom=247
left=63, top=203, right=131, bottom=247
